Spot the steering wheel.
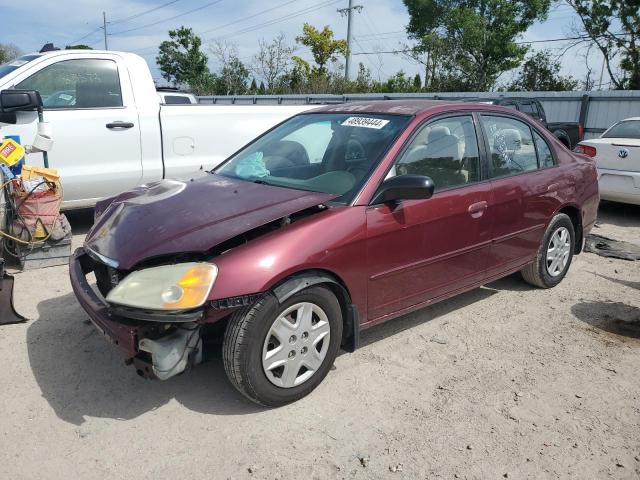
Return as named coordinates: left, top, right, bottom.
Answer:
left=345, top=138, right=366, bottom=161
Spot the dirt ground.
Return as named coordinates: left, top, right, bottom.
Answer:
left=1, top=201, right=639, bottom=480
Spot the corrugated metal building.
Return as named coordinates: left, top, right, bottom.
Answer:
left=198, top=90, right=640, bottom=140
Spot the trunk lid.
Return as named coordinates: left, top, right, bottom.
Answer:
left=581, top=138, right=640, bottom=172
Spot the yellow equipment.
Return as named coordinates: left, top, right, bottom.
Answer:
left=0, top=138, right=25, bottom=167
left=20, top=165, right=59, bottom=182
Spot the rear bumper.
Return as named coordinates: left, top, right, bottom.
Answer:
left=598, top=168, right=640, bottom=205
left=69, top=247, right=143, bottom=358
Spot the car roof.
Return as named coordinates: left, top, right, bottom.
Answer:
left=311, top=99, right=458, bottom=116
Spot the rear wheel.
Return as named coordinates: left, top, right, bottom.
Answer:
left=521, top=213, right=575, bottom=288
left=223, top=286, right=343, bottom=406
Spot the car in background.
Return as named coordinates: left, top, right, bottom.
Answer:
left=463, top=96, right=583, bottom=150
left=157, top=88, right=197, bottom=104
left=575, top=117, right=640, bottom=205
left=70, top=100, right=599, bottom=406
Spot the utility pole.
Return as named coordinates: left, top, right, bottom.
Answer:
left=102, top=11, right=109, bottom=50
left=337, top=0, right=363, bottom=81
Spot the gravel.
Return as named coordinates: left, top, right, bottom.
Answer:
left=1, top=202, right=639, bottom=479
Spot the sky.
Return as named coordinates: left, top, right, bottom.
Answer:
left=1, top=0, right=611, bottom=90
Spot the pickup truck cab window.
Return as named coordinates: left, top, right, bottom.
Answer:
left=16, top=59, right=122, bottom=109
left=519, top=101, right=536, bottom=116
left=392, top=115, right=480, bottom=192
left=481, top=115, right=538, bottom=177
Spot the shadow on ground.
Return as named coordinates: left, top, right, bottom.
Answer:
left=29, top=292, right=263, bottom=425
left=596, top=201, right=640, bottom=229
left=572, top=301, right=640, bottom=340
left=29, top=270, right=525, bottom=425
left=64, top=208, right=95, bottom=236
left=592, top=272, right=640, bottom=291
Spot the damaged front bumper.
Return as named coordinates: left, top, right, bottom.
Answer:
left=69, top=247, right=204, bottom=380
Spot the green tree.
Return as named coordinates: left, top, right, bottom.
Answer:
left=566, top=0, right=640, bottom=90
left=210, top=41, right=250, bottom=95
left=404, top=0, right=552, bottom=91
left=157, top=27, right=210, bottom=90
left=507, top=51, right=578, bottom=91
left=295, top=24, right=348, bottom=75
left=379, top=71, right=415, bottom=92
left=413, top=73, right=422, bottom=91
left=65, top=44, right=92, bottom=50
left=252, top=33, right=296, bottom=93
left=0, top=43, right=22, bottom=63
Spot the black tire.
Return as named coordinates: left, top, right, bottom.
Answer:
left=521, top=213, right=575, bottom=288
left=222, top=286, right=343, bottom=406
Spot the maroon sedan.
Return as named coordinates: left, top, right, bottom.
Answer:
left=70, top=100, right=599, bottom=406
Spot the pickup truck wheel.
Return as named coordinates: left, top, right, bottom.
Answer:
left=521, top=213, right=575, bottom=288
left=222, top=286, right=343, bottom=406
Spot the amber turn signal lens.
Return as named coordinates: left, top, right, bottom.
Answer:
left=162, top=266, right=218, bottom=309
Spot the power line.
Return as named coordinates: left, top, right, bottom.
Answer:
left=210, top=0, right=343, bottom=41
left=356, top=29, right=405, bottom=39
left=352, top=32, right=632, bottom=55
left=199, top=0, right=300, bottom=35
left=128, top=0, right=341, bottom=55
left=110, top=0, right=225, bottom=36
left=67, top=27, right=102, bottom=45
left=110, top=0, right=184, bottom=26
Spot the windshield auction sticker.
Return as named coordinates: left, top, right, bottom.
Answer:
left=342, top=117, right=390, bottom=129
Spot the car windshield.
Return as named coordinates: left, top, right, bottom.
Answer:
left=603, top=120, right=640, bottom=139
left=0, top=54, right=42, bottom=80
left=215, top=113, right=412, bottom=203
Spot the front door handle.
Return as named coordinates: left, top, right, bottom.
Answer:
left=106, top=121, right=134, bottom=129
left=468, top=201, right=488, bottom=219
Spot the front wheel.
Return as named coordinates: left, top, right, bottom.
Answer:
left=223, top=286, right=343, bottom=406
left=521, top=213, right=575, bottom=288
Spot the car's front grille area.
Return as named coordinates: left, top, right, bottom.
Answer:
left=91, top=259, right=124, bottom=298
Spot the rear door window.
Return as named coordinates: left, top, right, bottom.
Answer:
left=533, top=131, right=555, bottom=167
left=481, top=115, right=539, bottom=177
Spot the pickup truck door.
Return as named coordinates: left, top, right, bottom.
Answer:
left=5, top=53, right=142, bottom=208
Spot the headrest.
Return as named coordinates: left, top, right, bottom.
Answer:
left=428, top=126, right=451, bottom=143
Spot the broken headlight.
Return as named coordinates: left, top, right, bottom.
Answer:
left=106, top=263, right=218, bottom=311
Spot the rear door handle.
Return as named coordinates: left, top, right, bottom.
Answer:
left=106, top=121, right=134, bottom=129
left=468, top=201, right=488, bottom=219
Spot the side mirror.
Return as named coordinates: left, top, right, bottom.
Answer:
left=371, top=174, right=435, bottom=204
left=0, top=89, right=43, bottom=113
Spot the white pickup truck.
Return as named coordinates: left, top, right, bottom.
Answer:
left=0, top=50, right=312, bottom=209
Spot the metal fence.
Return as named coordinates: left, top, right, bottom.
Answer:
left=198, top=90, right=640, bottom=140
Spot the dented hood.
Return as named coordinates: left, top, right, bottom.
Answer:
left=85, top=174, right=337, bottom=270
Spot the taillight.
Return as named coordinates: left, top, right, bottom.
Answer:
left=578, top=124, right=584, bottom=142
left=574, top=144, right=597, bottom=157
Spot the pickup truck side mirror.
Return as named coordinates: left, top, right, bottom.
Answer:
left=371, top=174, right=435, bottom=205
left=0, top=89, right=43, bottom=113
